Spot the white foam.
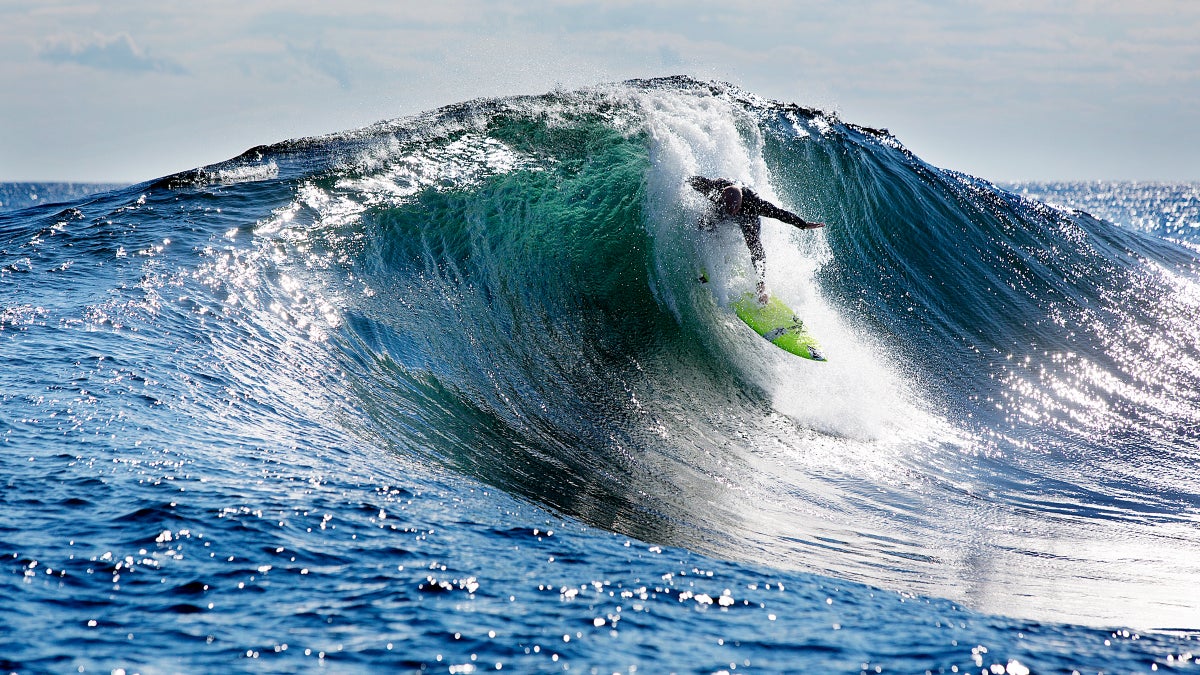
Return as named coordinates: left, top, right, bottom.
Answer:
left=213, top=161, right=279, bottom=185
left=336, top=133, right=543, bottom=207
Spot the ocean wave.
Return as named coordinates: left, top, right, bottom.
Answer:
left=5, top=76, right=1200, bottom=632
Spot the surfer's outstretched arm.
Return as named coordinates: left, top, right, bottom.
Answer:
left=689, top=176, right=725, bottom=231
left=750, top=198, right=825, bottom=230
left=688, top=176, right=725, bottom=194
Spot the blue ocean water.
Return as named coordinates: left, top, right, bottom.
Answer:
left=0, top=183, right=126, bottom=214
left=3, top=77, right=1199, bottom=673
left=1004, top=181, right=1200, bottom=241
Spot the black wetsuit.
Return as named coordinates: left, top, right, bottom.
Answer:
left=688, top=176, right=816, bottom=290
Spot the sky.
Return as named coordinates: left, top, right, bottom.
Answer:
left=1, top=1, right=1197, bottom=183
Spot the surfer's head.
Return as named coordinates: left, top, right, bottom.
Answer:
left=721, top=185, right=743, bottom=215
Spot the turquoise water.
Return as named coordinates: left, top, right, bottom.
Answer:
left=3, top=77, right=1199, bottom=673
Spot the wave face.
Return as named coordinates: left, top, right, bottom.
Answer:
left=4, top=77, right=1200, bottom=670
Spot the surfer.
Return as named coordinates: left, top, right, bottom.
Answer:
left=688, top=176, right=824, bottom=304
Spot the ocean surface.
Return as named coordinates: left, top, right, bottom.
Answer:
left=0, top=183, right=127, bottom=215
left=3, top=76, right=1199, bottom=673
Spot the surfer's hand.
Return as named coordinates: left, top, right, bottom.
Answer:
left=805, top=221, right=826, bottom=229
left=756, top=282, right=769, bottom=305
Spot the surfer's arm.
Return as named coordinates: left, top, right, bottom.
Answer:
left=752, top=199, right=825, bottom=230
left=690, top=176, right=728, bottom=231
left=688, top=176, right=719, bottom=194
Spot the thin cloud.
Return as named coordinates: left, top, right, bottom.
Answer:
left=286, top=42, right=353, bottom=89
left=39, top=33, right=187, bottom=75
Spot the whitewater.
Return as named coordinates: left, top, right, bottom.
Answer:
left=3, top=76, right=1199, bottom=673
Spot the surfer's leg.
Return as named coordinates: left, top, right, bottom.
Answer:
left=740, top=216, right=768, bottom=303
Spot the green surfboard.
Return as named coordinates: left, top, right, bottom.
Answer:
left=731, top=292, right=826, bottom=361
